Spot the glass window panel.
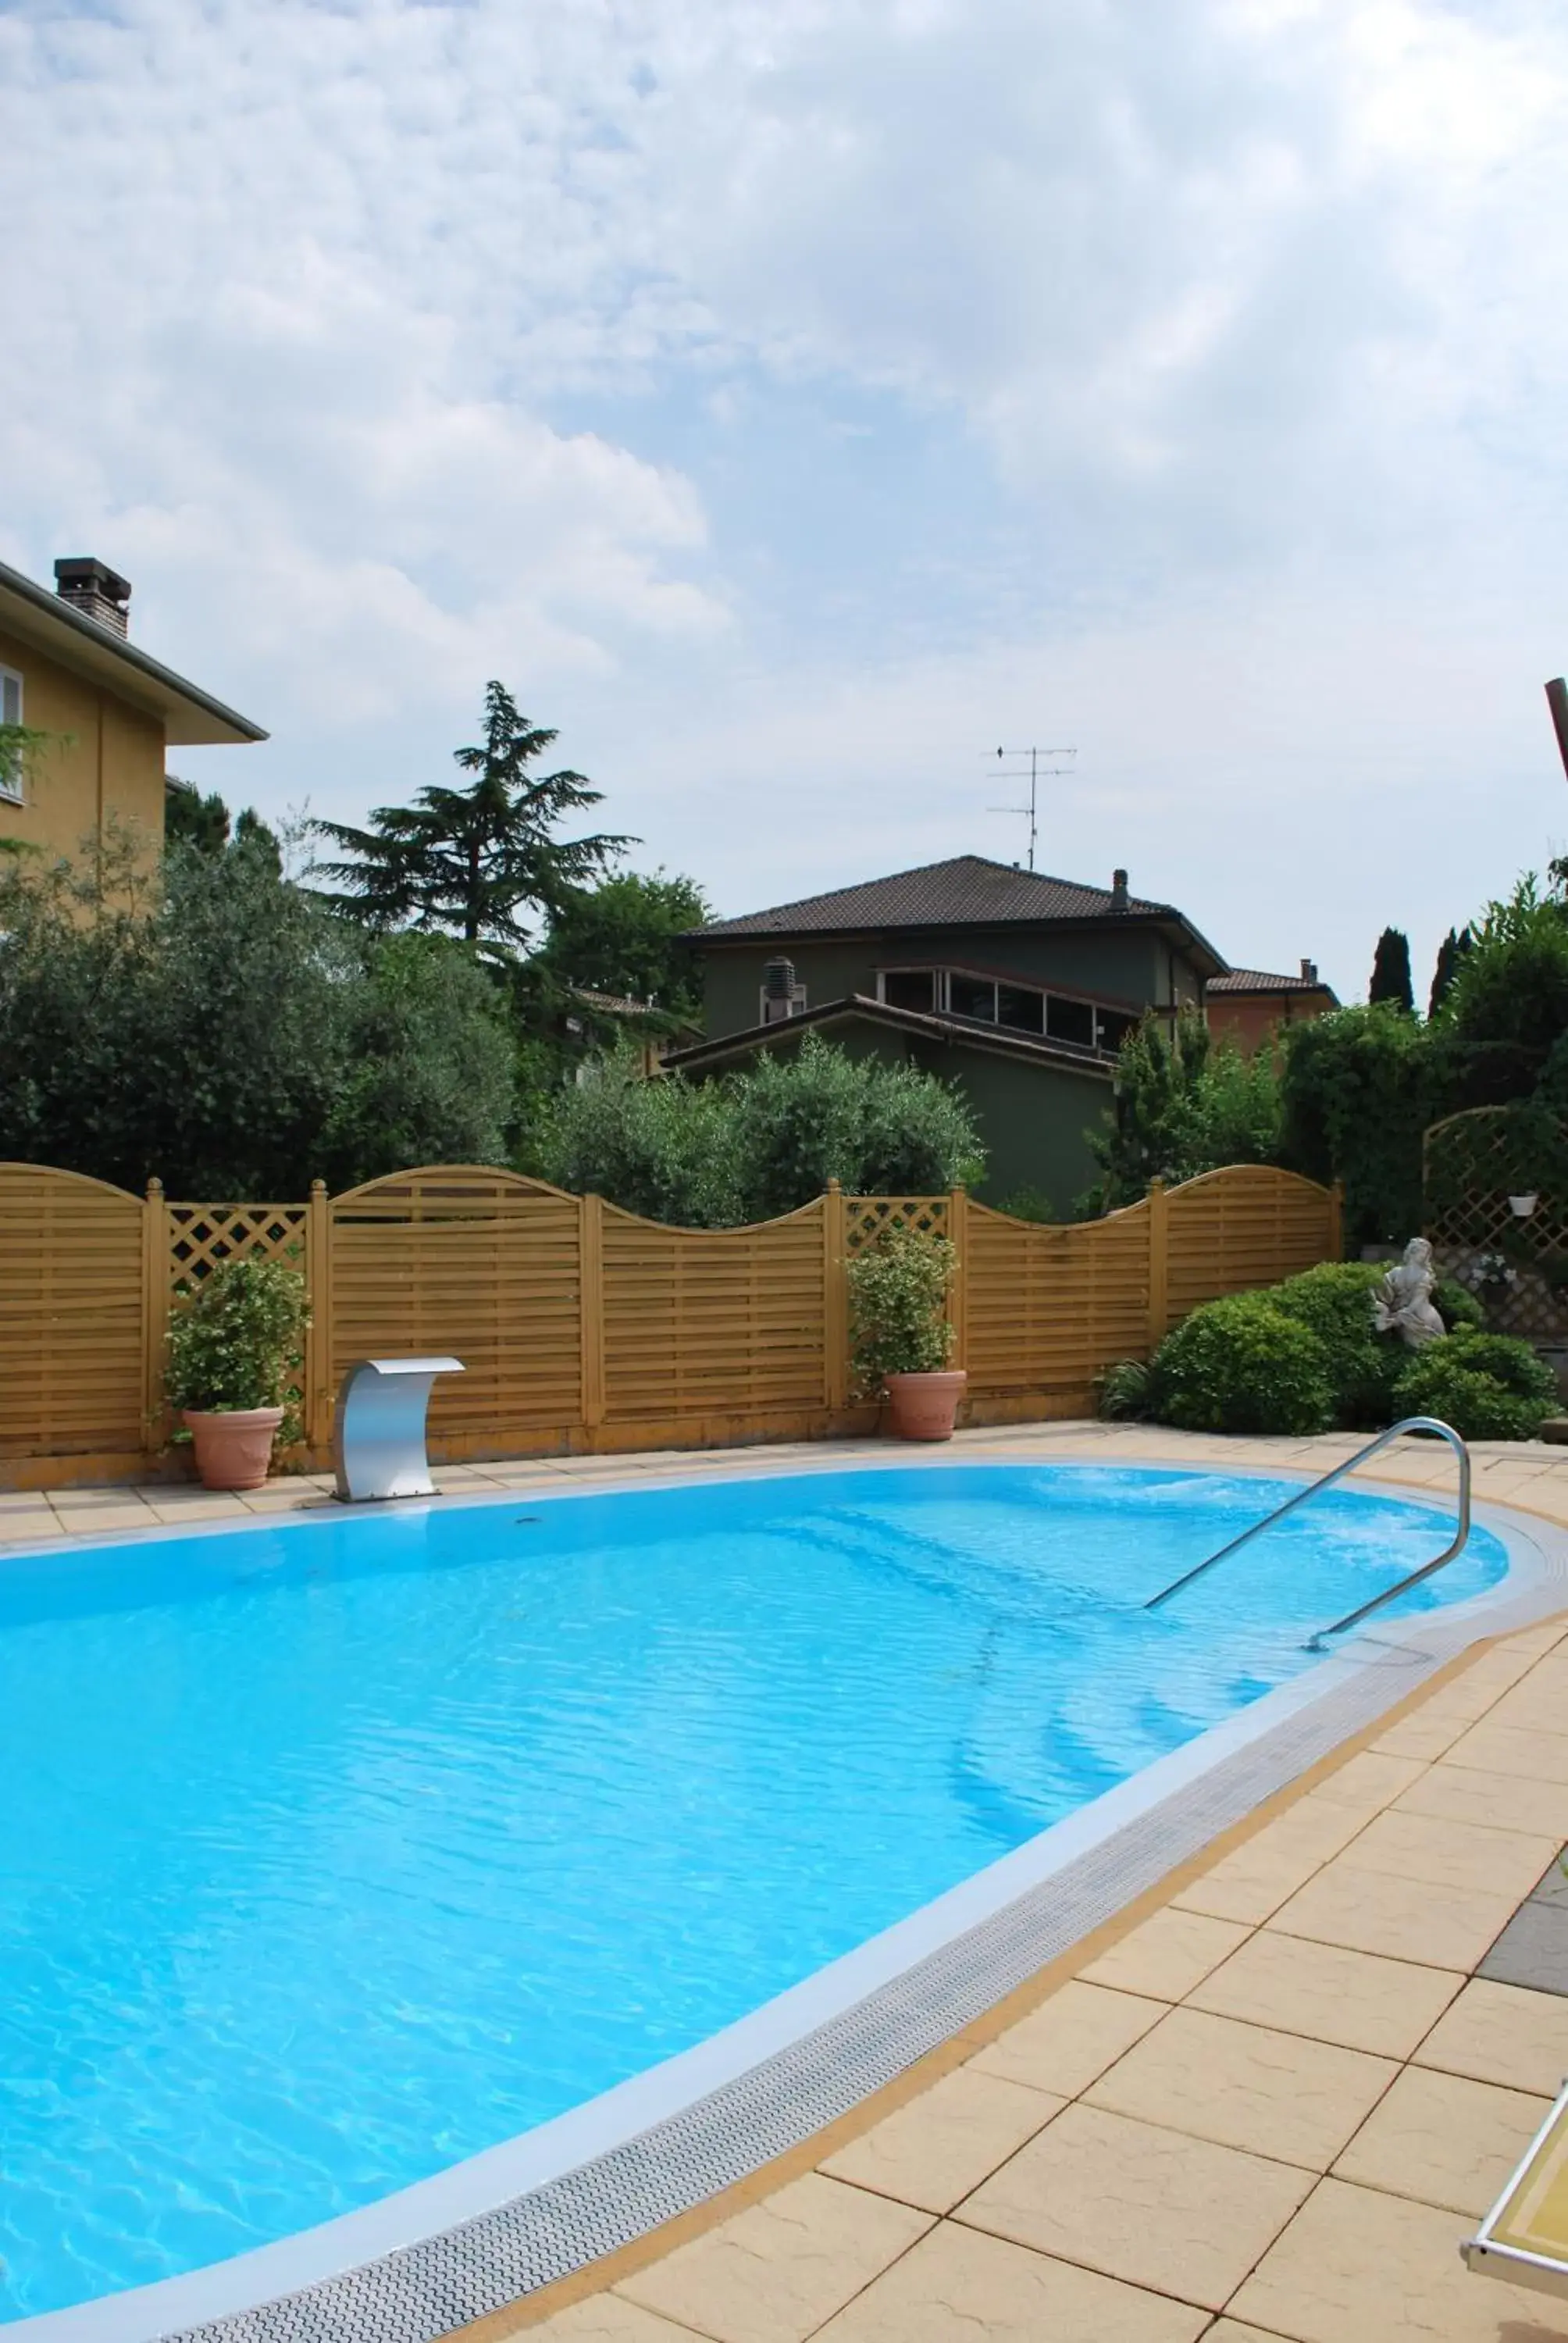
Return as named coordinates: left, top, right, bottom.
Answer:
left=996, top=985, right=1045, bottom=1033
left=1096, top=1008, right=1136, bottom=1052
left=1045, top=994, right=1095, bottom=1047
left=949, top=973, right=997, bottom=1022
left=882, top=969, right=935, bottom=1011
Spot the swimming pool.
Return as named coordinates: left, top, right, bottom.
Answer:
left=0, top=1460, right=1535, bottom=2331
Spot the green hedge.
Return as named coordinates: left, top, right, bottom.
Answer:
left=1103, top=1272, right=1554, bottom=1441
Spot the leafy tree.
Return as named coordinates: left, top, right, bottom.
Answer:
left=1368, top=926, right=1415, bottom=1013
left=534, top=1032, right=985, bottom=1226
left=1085, top=1011, right=1281, bottom=1211
left=1431, top=876, right=1568, bottom=1106
left=309, top=682, right=631, bottom=950
left=1427, top=925, right=1470, bottom=1018
left=729, top=1034, right=985, bottom=1218
left=166, top=778, right=283, bottom=875
left=0, top=832, right=514, bottom=1196
left=533, top=1045, right=746, bottom=1226
left=1278, top=1003, right=1432, bottom=1250
left=165, top=776, right=232, bottom=855
left=536, top=869, right=710, bottom=1021
left=315, top=933, right=517, bottom=1191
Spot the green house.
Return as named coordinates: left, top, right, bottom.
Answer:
left=667, top=854, right=1228, bottom=1210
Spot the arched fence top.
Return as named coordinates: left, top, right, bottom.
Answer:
left=0, top=1161, right=144, bottom=1207
left=330, top=1164, right=581, bottom=1214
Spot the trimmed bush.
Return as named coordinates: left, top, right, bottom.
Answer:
left=1393, top=1329, right=1558, bottom=1443
left=1434, top=1276, right=1485, bottom=1332
left=1152, top=1292, right=1335, bottom=1435
left=1270, top=1261, right=1403, bottom=1428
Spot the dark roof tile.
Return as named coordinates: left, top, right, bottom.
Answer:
left=693, top=854, right=1175, bottom=938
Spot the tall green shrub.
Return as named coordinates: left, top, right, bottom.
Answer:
left=1278, top=1004, right=1433, bottom=1251
left=1086, top=1011, right=1281, bottom=1211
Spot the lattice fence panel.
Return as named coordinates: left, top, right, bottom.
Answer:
left=330, top=1168, right=584, bottom=1436
left=167, top=1204, right=308, bottom=1287
left=843, top=1196, right=950, bottom=1254
left=0, top=1164, right=146, bottom=1456
left=1424, top=1107, right=1568, bottom=1340
left=601, top=1200, right=827, bottom=1424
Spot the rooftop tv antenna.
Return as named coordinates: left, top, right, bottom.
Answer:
left=987, top=745, right=1077, bottom=872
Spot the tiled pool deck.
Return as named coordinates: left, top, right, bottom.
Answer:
left=14, top=1421, right=1568, bottom=2342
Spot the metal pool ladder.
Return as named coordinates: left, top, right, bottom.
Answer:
left=1142, top=1416, right=1471, bottom=1651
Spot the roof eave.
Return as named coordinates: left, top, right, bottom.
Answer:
left=661, top=994, right=1117, bottom=1080
left=0, top=559, right=268, bottom=746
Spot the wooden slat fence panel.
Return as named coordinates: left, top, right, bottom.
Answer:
left=328, top=1168, right=585, bottom=1437
left=0, top=1165, right=145, bottom=1456
left=0, top=1160, right=1339, bottom=1477
left=965, top=1201, right=1151, bottom=1396
left=600, top=1200, right=826, bottom=1423
left=1165, top=1165, right=1337, bottom=1328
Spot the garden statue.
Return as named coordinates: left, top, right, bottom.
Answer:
left=1372, top=1237, right=1446, bottom=1350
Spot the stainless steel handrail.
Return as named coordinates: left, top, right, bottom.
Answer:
left=1142, top=1415, right=1471, bottom=1649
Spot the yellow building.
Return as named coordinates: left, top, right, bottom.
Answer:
left=0, top=555, right=265, bottom=861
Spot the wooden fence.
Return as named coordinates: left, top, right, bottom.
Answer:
left=0, top=1161, right=1340, bottom=1485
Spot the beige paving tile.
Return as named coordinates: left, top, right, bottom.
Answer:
left=1395, top=1760, right=1568, bottom=1842
left=957, top=2099, right=1311, bottom=2310
left=614, top=2174, right=931, bottom=2343
left=1171, top=1800, right=1370, bottom=1927
left=811, top=2219, right=1208, bottom=2343
left=1231, top=2175, right=1568, bottom=2341
left=1331, top=2063, right=1551, bottom=2217
left=1483, top=1678, right=1568, bottom=1736
left=1267, top=1856, right=1520, bottom=1973
left=1079, top=1907, right=1251, bottom=2002
left=0, top=1510, right=66, bottom=1539
left=1337, top=1806, right=1559, bottom=1901
left=1085, top=2006, right=1396, bottom=2171
left=1414, top=1976, right=1568, bottom=2095
left=525, top=2298, right=709, bottom=2341
left=1367, top=1710, right=1473, bottom=1763
left=1203, top=2327, right=1298, bottom=2341
left=819, top=2067, right=1064, bottom=2215
left=146, top=1495, right=252, bottom=1522
left=1443, top=1717, right=1568, bottom=1785
left=968, top=1980, right=1167, bottom=2099
left=1188, top=1931, right=1463, bottom=2059
left=1305, top=1749, right=1425, bottom=1814
left=46, top=1503, right=157, bottom=1534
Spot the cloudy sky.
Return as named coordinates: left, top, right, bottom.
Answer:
left=4, top=0, right=1566, bottom=998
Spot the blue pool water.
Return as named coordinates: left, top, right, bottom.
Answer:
left=0, top=1462, right=1507, bottom=2323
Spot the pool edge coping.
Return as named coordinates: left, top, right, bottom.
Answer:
left=8, top=1455, right=1566, bottom=2343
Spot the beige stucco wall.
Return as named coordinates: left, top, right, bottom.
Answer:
left=0, top=623, right=166, bottom=864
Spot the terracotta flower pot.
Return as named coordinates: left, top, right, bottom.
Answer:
left=183, top=1406, right=285, bottom=1492
left=884, top=1369, right=968, bottom=1442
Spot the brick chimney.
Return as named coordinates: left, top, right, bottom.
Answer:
left=54, top=557, right=131, bottom=638
left=1300, top=958, right=1318, bottom=984
left=1110, top=868, right=1129, bottom=913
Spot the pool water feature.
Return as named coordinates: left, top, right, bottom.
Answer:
left=0, top=1462, right=1512, bottom=2325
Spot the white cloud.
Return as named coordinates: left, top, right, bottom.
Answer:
left=2, top=0, right=1566, bottom=996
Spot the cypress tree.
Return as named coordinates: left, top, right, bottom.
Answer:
left=1428, top=925, right=1470, bottom=1018
left=1369, top=926, right=1415, bottom=1014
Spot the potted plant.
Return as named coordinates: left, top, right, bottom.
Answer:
left=164, top=1257, right=311, bottom=1490
left=847, top=1222, right=966, bottom=1439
